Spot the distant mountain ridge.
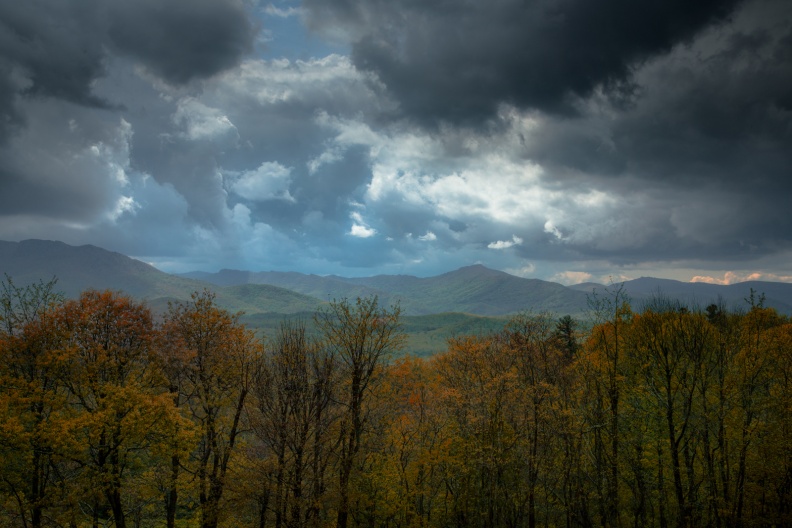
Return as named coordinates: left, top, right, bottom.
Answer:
left=186, top=266, right=792, bottom=316
left=0, top=240, right=321, bottom=315
left=595, top=276, right=792, bottom=314
left=181, top=263, right=591, bottom=315
left=2, top=240, right=792, bottom=319
left=180, top=269, right=387, bottom=305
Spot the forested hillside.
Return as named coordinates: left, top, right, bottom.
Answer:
left=1, top=278, right=790, bottom=527
left=5, top=240, right=792, bottom=321
left=183, top=264, right=591, bottom=316
left=0, top=240, right=323, bottom=315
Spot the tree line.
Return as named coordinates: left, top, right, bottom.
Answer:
left=0, top=278, right=790, bottom=528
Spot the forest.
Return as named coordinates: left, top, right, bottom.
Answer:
left=0, top=277, right=790, bottom=528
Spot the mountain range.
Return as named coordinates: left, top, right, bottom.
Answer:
left=179, top=265, right=591, bottom=316
left=2, top=239, right=791, bottom=353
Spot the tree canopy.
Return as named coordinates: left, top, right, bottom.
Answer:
left=1, top=281, right=790, bottom=527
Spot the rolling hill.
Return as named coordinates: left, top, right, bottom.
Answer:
left=573, top=277, right=792, bottom=314
left=7, top=240, right=792, bottom=318
left=0, top=240, right=323, bottom=315
left=4, top=238, right=792, bottom=358
left=182, top=264, right=592, bottom=316
left=181, top=269, right=388, bottom=305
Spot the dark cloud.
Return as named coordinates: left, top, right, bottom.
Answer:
left=304, top=0, right=747, bottom=126
left=0, top=0, right=256, bottom=143
left=107, top=0, right=256, bottom=85
left=526, top=15, right=792, bottom=186
left=1, top=0, right=790, bottom=282
left=502, top=0, right=792, bottom=264
left=0, top=0, right=259, bottom=255
left=0, top=99, right=132, bottom=225
left=0, top=1, right=108, bottom=106
left=0, top=1, right=106, bottom=142
left=0, top=63, right=23, bottom=143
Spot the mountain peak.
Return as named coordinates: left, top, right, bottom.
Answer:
left=447, top=264, right=507, bottom=278
left=5, top=240, right=792, bottom=317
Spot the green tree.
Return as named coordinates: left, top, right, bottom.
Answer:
left=555, top=314, right=580, bottom=359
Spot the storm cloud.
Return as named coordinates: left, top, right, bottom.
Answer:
left=0, top=0, right=255, bottom=222
left=0, top=0, right=255, bottom=122
left=107, top=0, right=256, bottom=85
left=304, top=0, right=748, bottom=124
left=0, top=0, right=790, bottom=284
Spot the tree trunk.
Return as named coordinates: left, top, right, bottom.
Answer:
left=108, top=487, right=126, bottom=528
left=336, top=452, right=352, bottom=528
left=166, top=454, right=179, bottom=528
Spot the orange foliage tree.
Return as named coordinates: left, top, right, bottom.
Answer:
left=53, top=290, right=174, bottom=528
left=0, top=277, right=66, bottom=528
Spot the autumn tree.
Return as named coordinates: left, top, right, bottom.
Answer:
left=248, top=319, right=337, bottom=528
left=0, top=276, right=66, bottom=528
left=4, top=278, right=792, bottom=528
left=504, top=313, right=574, bottom=528
left=161, top=290, right=262, bottom=528
left=428, top=313, right=576, bottom=528
left=729, top=301, right=785, bottom=526
left=433, top=333, right=518, bottom=528
left=584, top=284, right=632, bottom=527
left=315, top=296, right=405, bottom=528
left=54, top=290, right=173, bottom=528
left=365, top=355, right=450, bottom=528
left=154, top=310, right=200, bottom=528
left=628, top=300, right=718, bottom=527
left=763, top=320, right=792, bottom=525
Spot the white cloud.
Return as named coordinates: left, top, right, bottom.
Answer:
left=229, top=162, right=295, bottom=202
left=214, top=55, right=379, bottom=107
left=264, top=4, right=303, bottom=18
left=552, top=271, right=594, bottom=285
left=418, top=231, right=437, bottom=241
left=315, top=111, right=639, bottom=256
left=691, top=271, right=792, bottom=285
left=349, top=211, right=376, bottom=238
left=173, top=97, right=237, bottom=141
left=506, top=263, right=537, bottom=277
left=162, top=200, right=304, bottom=273
left=366, top=157, right=551, bottom=227
left=65, top=118, right=145, bottom=225
left=350, top=224, right=376, bottom=238
left=107, top=196, right=139, bottom=221
left=488, top=235, right=523, bottom=249
left=307, top=146, right=345, bottom=174
left=544, top=220, right=564, bottom=240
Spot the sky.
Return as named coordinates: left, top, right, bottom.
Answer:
left=0, top=0, right=791, bottom=285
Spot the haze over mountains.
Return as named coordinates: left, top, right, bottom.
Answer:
left=3, top=239, right=792, bottom=320
left=179, top=265, right=590, bottom=316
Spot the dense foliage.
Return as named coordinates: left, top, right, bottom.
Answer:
left=1, top=278, right=790, bottom=527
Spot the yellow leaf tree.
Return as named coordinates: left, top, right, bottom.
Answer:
left=161, top=290, right=262, bottom=528
left=54, top=290, right=174, bottom=528
left=0, top=276, right=67, bottom=528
